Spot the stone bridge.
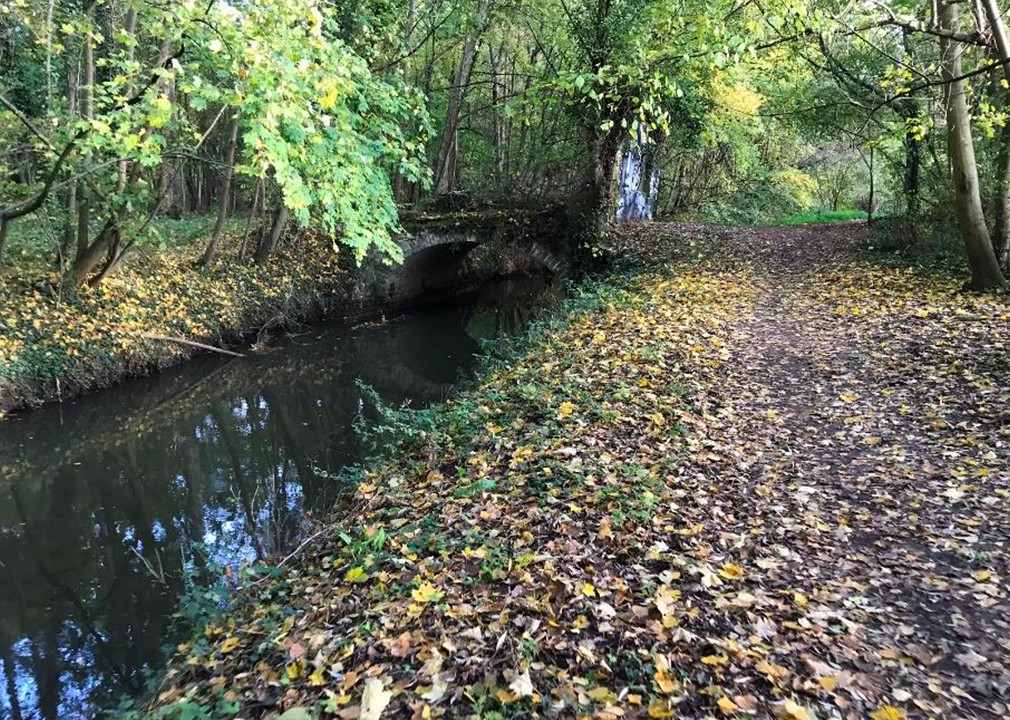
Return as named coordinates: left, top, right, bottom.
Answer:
left=397, top=210, right=568, bottom=272
left=345, top=209, right=571, bottom=310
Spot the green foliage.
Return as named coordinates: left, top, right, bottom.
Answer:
left=3, top=0, right=430, bottom=264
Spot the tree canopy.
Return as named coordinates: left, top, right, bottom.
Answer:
left=3, top=0, right=1010, bottom=288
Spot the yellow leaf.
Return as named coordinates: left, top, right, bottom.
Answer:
left=869, top=706, right=907, bottom=720
left=581, top=581, right=597, bottom=597
left=718, top=562, right=746, bottom=580
left=558, top=401, right=576, bottom=418
left=411, top=581, right=444, bottom=603
left=219, top=636, right=240, bottom=653
left=309, top=665, right=327, bottom=686
left=286, top=659, right=306, bottom=680
left=972, top=569, right=992, bottom=582
left=647, top=698, right=676, bottom=718
left=654, top=669, right=678, bottom=694
left=839, top=391, right=858, bottom=403
left=320, top=86, right=339, bottom=110
left=717, top=696, right=739, bottom=714
left=586, top=686, right=615, bottom=702
left=701, top=654, right=729, bottom=666
left=345, top=566, right=369, bottom=583
left=817, top=675, right=837, bottom=692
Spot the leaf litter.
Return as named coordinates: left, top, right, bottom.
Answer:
left=150, top=223, right=1009, bottom=719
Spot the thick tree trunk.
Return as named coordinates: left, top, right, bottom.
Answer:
left=432, top=0, right=491, bottom=194
left=200, top=117, right=240, bottom=266
left=939, top=1, right=1005, bottom=289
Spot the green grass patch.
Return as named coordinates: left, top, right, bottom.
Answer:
left=766, top=209, right=869, bottom=226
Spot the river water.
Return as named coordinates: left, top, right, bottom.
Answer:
left=0, top=274, right=560, bottom=719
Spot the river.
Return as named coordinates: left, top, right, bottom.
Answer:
left=0, top=273, right=560, bottom=719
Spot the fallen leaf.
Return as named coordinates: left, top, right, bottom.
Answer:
left=360, top=678, right=392, bottom=720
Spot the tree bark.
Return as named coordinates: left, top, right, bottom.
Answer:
left=199, top=117, right=240, bottom=265
left=903, top=111, right=921, bottom=220
left=0, top=218, right=9, bottom=263
left=432, top=0, right=491, bottom=194
left=939, top=0, right=1005, bottom=289
left=867, top=145, right=875, bottom=225
left=256, top=204, right=289, bottom=263
left=980, top=0, right=1010, bottom=86
left=76, top=7, right=96, bottom=265
left=993, top=115, right=1010, bottom=270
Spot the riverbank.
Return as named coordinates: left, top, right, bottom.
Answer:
left=139, top=222, right=1010, bottom=720
left=0, top=210, right=565, bottom=416
left=0, top=233, right=351, bottom=415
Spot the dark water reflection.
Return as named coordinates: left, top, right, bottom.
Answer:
left=0, top=274, right=560, bottom=720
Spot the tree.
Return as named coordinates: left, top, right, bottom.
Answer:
left=938, top=0, right=1005, bottom=289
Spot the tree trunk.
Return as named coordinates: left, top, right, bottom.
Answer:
left=993, top=117, right=1010, bottom=270
left=867, top=145, right=875, bottom=225
left=255, top=204, right=289, bottom=263
left=903, top=114, right=921, bottom=220
left=199, top=117, right=240, bottom=265
left=0, top=218, right=9, bottom=264
left=432, top=0, right=491, bottom=194
left=69, top=221, right=115, bottom=287
left=76, top=7, right=95, bottom=265
left=939, top=1, right=1005, bottom=289
left=981, top=0, right=1010, bottom=270
left=981, top=0, right=1010, bottom=86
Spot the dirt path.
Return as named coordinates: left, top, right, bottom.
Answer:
left=666, top=223, right=1010, bottom=718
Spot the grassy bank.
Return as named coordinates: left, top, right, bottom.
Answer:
left=134, top=233, right=763, bottom=719
left=0, top=227, right=350, bottom=415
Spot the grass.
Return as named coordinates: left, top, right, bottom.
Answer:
left=766, top=208, right=870, bottom=226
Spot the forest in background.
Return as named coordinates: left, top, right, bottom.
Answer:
left=3, top=0, right=1010, bottom=290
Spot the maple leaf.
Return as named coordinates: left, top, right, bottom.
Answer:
left=411, top=581, right=444, bottom=603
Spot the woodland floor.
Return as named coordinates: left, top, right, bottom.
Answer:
left=149, top=223, right=1009, bottom=720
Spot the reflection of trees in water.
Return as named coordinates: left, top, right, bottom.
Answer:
left=0, top=273, right=559, bottom=719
